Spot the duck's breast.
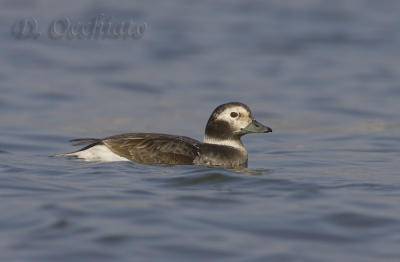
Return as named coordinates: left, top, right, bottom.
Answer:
left=195, top=144, right=248, bottom=168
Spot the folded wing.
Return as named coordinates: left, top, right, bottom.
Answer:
left=102, top=133, right=201, bottom=165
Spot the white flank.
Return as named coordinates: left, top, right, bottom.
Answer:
left=63, top=145, right=129, bottom=162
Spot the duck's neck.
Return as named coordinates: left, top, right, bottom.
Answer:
left=204, top=119, right=247, bottom=153
left=203, top=135, right=246, bottom=153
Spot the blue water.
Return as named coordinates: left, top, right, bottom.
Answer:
left=1, top=1, right=400, bottom=261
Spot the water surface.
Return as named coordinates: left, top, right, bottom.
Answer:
left=1, top=1, right=400, bottom=261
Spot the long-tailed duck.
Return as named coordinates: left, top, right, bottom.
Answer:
left=55, top=102, right=272, bottom=168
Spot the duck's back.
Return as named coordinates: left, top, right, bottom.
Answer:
left=102, top=133, right=201, bottom=165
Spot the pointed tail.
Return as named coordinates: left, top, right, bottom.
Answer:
left=52, top=138, right=102, bottom=157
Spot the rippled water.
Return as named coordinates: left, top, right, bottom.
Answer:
left=1, top=0, right=400, bottom=261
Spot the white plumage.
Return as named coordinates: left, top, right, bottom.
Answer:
left=60, top=145, right=129, bottom=162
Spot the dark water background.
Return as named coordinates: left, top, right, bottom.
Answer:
left=1, top=0, right=400, bottom=261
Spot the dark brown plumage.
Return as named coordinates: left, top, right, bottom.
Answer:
left=103, top=133, right=200, bottom=165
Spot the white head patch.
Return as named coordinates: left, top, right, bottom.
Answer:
left=214, top=105, right=253, bottom=132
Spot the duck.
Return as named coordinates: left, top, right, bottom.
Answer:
left=55, top=102, right=272, bottom=168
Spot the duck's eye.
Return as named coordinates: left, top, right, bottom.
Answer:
left=230, top=112, right=239, bottom=118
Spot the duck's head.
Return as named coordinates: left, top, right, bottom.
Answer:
left=204, top=102, right=272, bottom=147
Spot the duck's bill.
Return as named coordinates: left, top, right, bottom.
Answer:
left=242, top=120, right=272, bottom=133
